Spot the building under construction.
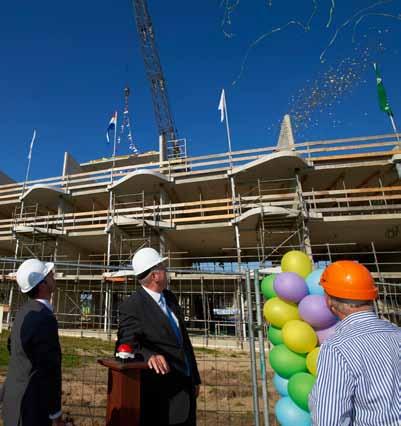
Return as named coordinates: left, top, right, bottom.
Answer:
left=0, top=121, right=400, bottom=338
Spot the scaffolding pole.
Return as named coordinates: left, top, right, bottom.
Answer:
left=245, top=271, right=260, bottom=426
left=254, top=270, right=270, bottom=426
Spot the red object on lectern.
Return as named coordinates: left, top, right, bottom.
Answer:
left=98, top=358, right=148, bottom=426
left=115, top=344, right=136, bottom=362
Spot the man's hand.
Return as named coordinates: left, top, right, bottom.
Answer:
left=148, top=354, right=170, bottom=375
left=195, top=385, right=200, bottom=398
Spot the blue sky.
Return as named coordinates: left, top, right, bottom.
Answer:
left=0, top=1, right=400, bottom=182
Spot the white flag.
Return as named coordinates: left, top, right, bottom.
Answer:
left=27, top=129, right=36, bottom=160
left=218, top=89, right=226, bottom=123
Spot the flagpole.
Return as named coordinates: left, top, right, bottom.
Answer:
left=20, top=129, right=37, bottom=219
left=106, top=103, right=116, bottom=327
left=389, top=114, right=401, bottom=147
left=222, top=90, right=233, bottom=168
left=107, top=111, right=118, bottom=273
left=22, top=129, right=36, bottom=195
left=110, top=112, right=118, bottom=184
left=220, top=89, right=242, bottom=275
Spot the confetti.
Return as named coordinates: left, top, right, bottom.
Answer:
left=288, top=43, right=386, bottom=134
left=326, top=0, right=336, bottom=28
left=352, top=12, right=401, bottom=43
left=319, top=0, right=393, bottom=63
left=220, top=0, right=241, bottom=38
left=221, top=0, right=318, bottom=85
left=221, top=0, right=400, bottom=84
left=232, top=20, right=312, bottom=86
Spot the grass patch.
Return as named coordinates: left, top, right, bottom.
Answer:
left=195, top=347, right=249, bottom=359
left=194, top=347, right=221, bottom=356
left=60, top=335, right=114, bottom=355
left=0, top=331, right=10, bottom=368
left=62, top=353, right=83, bottom=369
left=0, top=331, right=115, bottom=370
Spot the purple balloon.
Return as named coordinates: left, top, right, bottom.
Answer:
left=316, top=323, right=338, bottom=344
left=273, top=272, right=308, bottom=303
left=298, top=295, right=337, bottom=330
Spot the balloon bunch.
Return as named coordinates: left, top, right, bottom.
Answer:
left=262, top=251, right=338, bottom=426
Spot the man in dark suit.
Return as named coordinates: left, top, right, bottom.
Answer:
left=117, top=248, right=201, bottom=426
left=2, top=259, right=65, bottom=426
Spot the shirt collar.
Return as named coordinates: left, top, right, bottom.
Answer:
left=35, top=299, right=53, bottom=312
left=142, top=285, right=163, bottom=304
left=336, top=310, right=376, bottom=333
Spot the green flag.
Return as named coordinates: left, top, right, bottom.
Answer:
left=374, top=63, right=393, bottom=116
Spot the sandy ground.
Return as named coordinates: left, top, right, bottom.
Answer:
left=0, top=337, right=279, bottom=425
left=58, top=353, right=278, bottom=425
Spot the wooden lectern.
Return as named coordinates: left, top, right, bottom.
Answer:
left=98, top=358, right=148, bottom=426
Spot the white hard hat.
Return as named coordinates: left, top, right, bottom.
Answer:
left=16, top=259, right=55, bottom=293
left=132, top=248, right=167, bottom=276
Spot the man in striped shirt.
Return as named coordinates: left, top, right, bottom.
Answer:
left=309, top=260, right=400, bottom=426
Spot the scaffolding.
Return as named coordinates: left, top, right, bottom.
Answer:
left=0, top=130, right=400, bottom=335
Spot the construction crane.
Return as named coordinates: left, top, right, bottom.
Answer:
left=131, top=0, right=179, bottom=156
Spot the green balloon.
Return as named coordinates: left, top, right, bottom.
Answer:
left=288, top=372, right=316, bottom=412
left=261, top=274, right=277, bottom=299
left=268, top=325, right=283, bottom=345
left=269, top=344, right=307, bottom=379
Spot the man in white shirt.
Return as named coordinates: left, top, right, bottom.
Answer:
left=309, top=260, right=400, bottom=426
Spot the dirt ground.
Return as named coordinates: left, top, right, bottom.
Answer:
left=0, top=334, right=279, bottom=425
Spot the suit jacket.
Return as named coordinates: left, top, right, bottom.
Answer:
left=2, top=299, right=62, bottom=426
left=116, top=287, right=201, bottom=425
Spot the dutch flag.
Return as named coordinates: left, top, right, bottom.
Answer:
left=106, top=112, right=118, bottom=143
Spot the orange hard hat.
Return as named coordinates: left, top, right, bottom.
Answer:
left=320, top=260, right=378, bottom=300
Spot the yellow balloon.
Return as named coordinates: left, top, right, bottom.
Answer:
left=306, top=347, right=320, bottom=376
left=281, top=250, right=312, bottom=278
left=263, top=297, right=300, bottom=328
left=282, top=320, right=318, bottom=354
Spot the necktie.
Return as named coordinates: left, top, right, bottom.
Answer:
left=159, top=295, right=182, bottom=345
left=159, top=295, right=190, bottom=376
